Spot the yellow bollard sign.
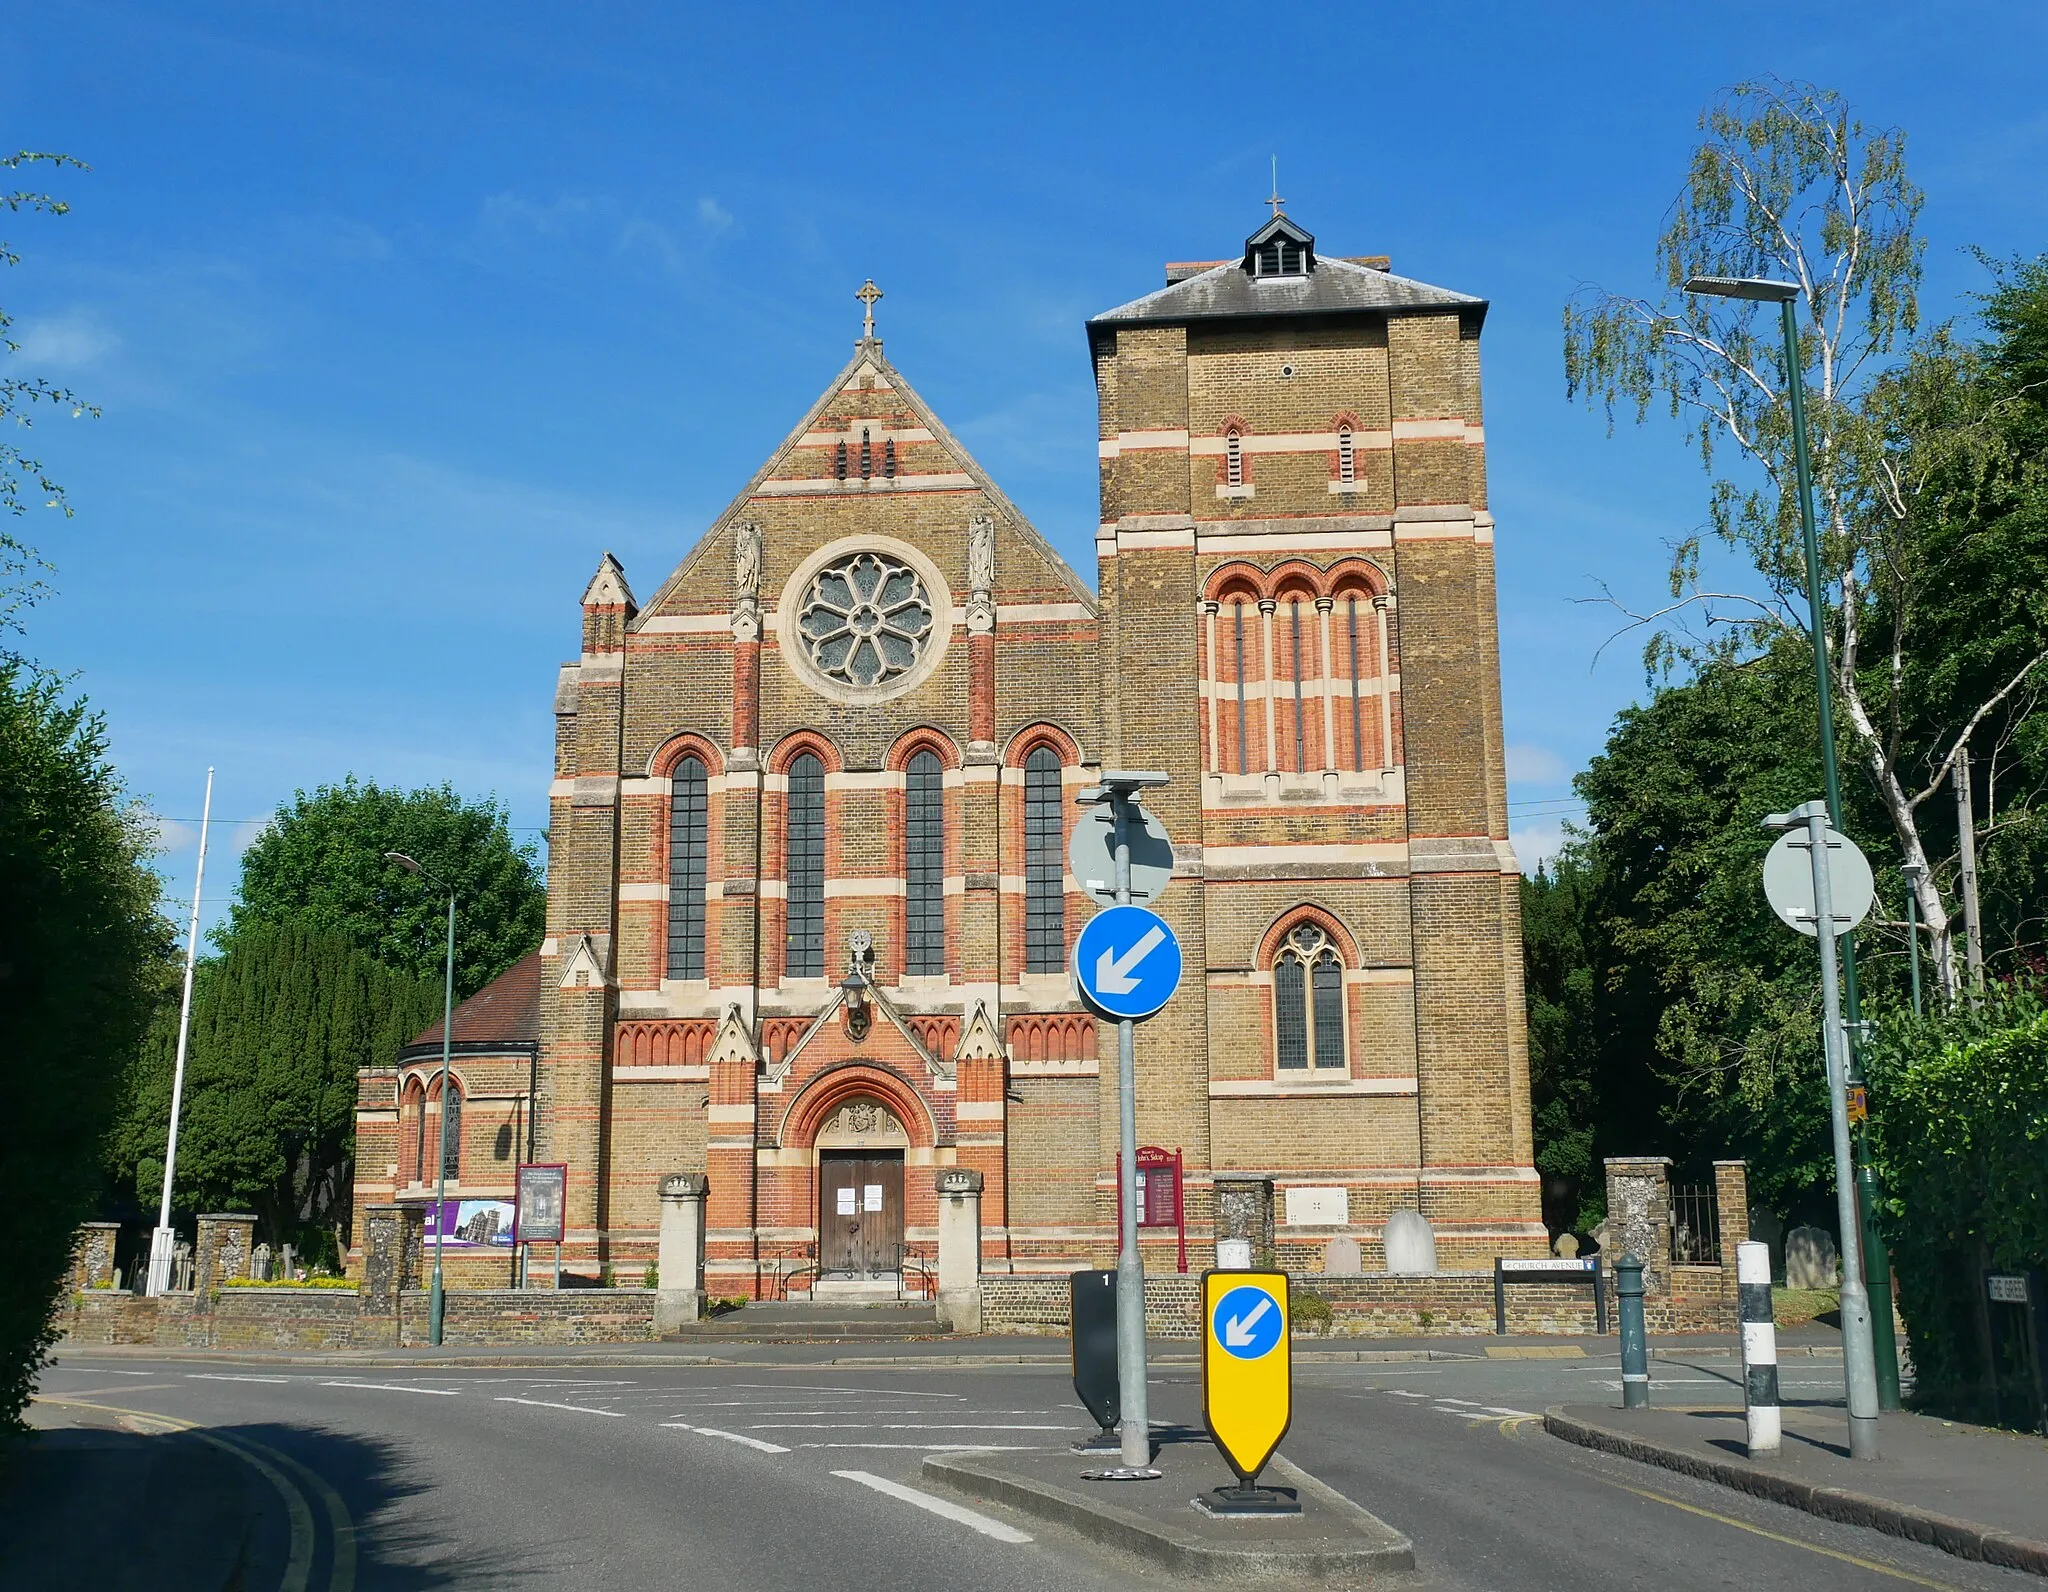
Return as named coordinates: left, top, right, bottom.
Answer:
left=1201, top=1270, right=1292, bottom=1483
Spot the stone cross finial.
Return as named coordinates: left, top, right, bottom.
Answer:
left=1267, top=156, right=1285, bottom=217
left=856, top=279, right=883, bottom=339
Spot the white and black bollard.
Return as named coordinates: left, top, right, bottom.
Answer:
left=1738, top=1239, right=1781, bottom=1456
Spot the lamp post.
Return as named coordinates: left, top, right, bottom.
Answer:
left=1900, top=861, right=1925, bottom=1018
left=387, top=851, right=456, bottom=1347
left=1686, top=275, right=1900, bottom=1406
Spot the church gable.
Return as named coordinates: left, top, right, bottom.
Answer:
left=634, top=293, right=1094, bottom=630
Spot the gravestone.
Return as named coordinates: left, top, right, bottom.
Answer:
left=1784, top=1226, right=1839, bottom=1290
left=1554, top=1233, right=1580, bottom=1259
left=280, top=1244, right=297, bottom=1281
left=253, top=1243, right=273, bottom=1282
left=1382, top=1209, right=1437, bottom=1275
left=1588, top=1218, right=1611, bottom=1256
left=1748, top=1208, right=1786, bottom=1277
left=1322, top=1235, right=1363, bottom=1276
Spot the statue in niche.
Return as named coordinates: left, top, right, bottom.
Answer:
left=734, top=520, right=762, bottom=601
left=968, top=514, right=996, bottom=594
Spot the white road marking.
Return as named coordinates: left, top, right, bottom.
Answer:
left=1386, top=1389, right=1431, bottom=1399
left=321, top=1381, right=460, bottom=1396
left=729, top=1383, right=960, bottom=1399
left=188, top=1373, right=293, bottom=1384
left=75, top=1370, right=160, bottom=1377
left=1433, top=1397, right=1487, bottom=1407
left=806, top=1443, right=1034, bottom=1452
left=749, top=1422, right=1069, bottom=1431
left=495, top=1397, right=628, bottom=1417
left=833, top=1469, right=1033, bottom=1542
left=663, top=1423, right=792, bottom=1453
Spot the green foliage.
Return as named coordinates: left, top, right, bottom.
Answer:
left=222, top=1275, right=356, bottom=1290
left=107, top=919, right=439, bottom=1248
left=229, top=777, right=545, bottom=997
left=1288, top=1286, right=1333, bottom=1336
left=1522, top=855, right=1602, bottom=1231
left=0, top=661, right=171, bottom=1435
left=1, top=152, right=100, bottom=635
left=642, top=1263, right=658, bottom=1290
left=1862, top=986, right=2048, bottom=1422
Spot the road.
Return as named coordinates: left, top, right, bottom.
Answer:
left=11, top=1347, right=2034, bottom=1591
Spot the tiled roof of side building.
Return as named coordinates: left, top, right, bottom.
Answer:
left=1089, top=254, right=1484, bottom=331
left=406, top=949, right=542, bottom=1051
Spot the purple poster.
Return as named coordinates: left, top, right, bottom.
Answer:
left=422, top=1198, right=516, bottom=1248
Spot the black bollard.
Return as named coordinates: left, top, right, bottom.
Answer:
left=1617, top=1252, right=1649, bottom=1409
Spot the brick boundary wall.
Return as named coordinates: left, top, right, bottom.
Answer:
left=57, top=1286, right=659, bottom=1351
left=980, top=1270, right=1738, bottom=1339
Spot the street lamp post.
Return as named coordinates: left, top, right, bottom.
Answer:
left=1900, top=861, right=1925, bottom=1018
left=387, top=851, right=456, bottom=1348
left=1686, top=275, right=1900, bottom=1408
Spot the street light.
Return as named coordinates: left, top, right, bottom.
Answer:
left=387, top=851, right=457, bottom=1348
left=1690, top=275, right=1900, bottom=1408
left=1900, top=861, right=1926, bottom=1018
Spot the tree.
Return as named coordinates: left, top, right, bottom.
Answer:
left=2, top=151, right=98, bottom=637
left=229, top=777, right=545, bottom=997
left=1563, top=79, right=2046, bottom=999
left=108, top=920, right=439, bottom=1254
left=1521, top=854, right=1603, bottom=1233
left=0, top=662, right=170, bottom=1434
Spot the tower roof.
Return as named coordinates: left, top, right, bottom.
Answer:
left=1089, top=214, right=1485, bottom=333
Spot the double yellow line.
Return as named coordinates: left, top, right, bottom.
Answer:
left=34, top=1397, right=356, bottom=1592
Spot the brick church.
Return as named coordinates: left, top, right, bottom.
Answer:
left=351, top=211, right=1544, bottom=1293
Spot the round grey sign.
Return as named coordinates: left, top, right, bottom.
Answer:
left=1762, top=825, right=1875, bottom=937
left=1069, top=802, right=1175, bottom=907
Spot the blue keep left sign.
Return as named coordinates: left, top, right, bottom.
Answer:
left=1073, top=904, right=1182, bottom=1021
left=1212, top=1282, right=1285, bottom=1360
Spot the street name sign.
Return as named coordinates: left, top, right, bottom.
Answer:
left=1073, top=904, right=1182, bottom=1021
left=1762, top=825, right=1874, bottom=937
left=1202, top=1270, right=1292, bottom=1485
left=1068, top=802, right=1174, bottom=906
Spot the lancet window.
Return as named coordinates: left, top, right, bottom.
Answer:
left=904, top=750, right=945, bottom=975
left=666, top=756, right=708, bottom=980
left=1274, top=923, right=1345, bottom=1071
left=785, top=753, right=825, bottom=977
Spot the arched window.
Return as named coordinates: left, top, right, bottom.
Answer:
left=1274, top=923, right=1346, bottom=1071
left=403, top=1080, right=426, bottom=1185
left=1344, top=593, right=1367, bottom=770
left=785, top=752, right=826, bottom=977
left=1287, top=596, right=1309, bottom=772
left=438, top=1080, right=463, bottom=1181
left=1225, top=429, right=1245, bottom=488
left=666, top=756, right=708, bottom=980
left=905, top=749, right=945, bottom=975
left=1023, top=746, right=1065, bottom=973
left=1337, top=424, right=1355, bottom=486
left=1232, top=597, right=1251, bottom=773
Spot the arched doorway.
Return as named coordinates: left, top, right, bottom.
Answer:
left=814, top=1097, right=908, bottom=1280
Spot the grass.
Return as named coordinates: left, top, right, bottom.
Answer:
left=1772, top=1285, right=1840, bottom=1326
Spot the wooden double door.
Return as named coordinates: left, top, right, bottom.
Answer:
left=818, top=1152, right=904, bottom=1277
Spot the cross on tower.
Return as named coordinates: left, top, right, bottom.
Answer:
left=856, top=279, right=883, bottom=339
left=1267, top=156, right=1285, bottom=217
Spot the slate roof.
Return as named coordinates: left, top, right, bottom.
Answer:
left=1089, top=254, right=1485, bottom=331
left=406, top=950, right=542, bottom=1051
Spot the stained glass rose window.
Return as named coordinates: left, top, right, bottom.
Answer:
left=796, top=552, right=934, bottom=689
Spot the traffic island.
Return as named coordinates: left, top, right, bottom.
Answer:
left=923, top=1437, right=1416, bottom=1582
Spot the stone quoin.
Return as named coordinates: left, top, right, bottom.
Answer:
left=349, top=211, right=1545, bottom=1294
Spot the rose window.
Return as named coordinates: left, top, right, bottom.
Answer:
left=796, top=552, right=934, bottom=688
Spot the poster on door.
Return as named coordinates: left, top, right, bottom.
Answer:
left=836, top=1186, right=857, bottom=1215
left=863, top=1184, right=883, bottom=1212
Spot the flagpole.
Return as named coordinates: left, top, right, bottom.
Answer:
left=147, top=767, right=213, bottom=1296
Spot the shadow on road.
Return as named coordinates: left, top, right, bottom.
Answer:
left=3, top=1415, right=535, bottom=1590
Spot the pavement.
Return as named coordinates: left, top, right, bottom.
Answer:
left=11, top=1333, right=2042, bottom=1590
left=1548, top=1401, right=2048, bottom=1575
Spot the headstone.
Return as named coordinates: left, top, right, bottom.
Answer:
left=1589, top=1218, right=1612, bottom=1257
left=280, top=1244, right=297, bottom=1281
left=1748, top=1208, right=1786, bottom=1276
left=1784, top=1226, right=1838, bottom=1290
left=1321, top=1235, right=1363, bottom=1276
left=253, top=1243, right=273, bottom=1282
left=1553, top=1232, right=1580, bottom=1259
left=1381, top=1209, right=1437, bottom=1275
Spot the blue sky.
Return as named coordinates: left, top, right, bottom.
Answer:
left=6, top=2, right=2044, bottom=937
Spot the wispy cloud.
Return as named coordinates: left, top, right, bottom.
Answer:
left=1506, top=742, right=1569, bottom=784
left=1510, top=817, right=1570, bottom=874
left=13, top=310, right=121, bottom=370
left=697, top=196, right=733, bottom=232
left=477, top=190, right=738, bottom=278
